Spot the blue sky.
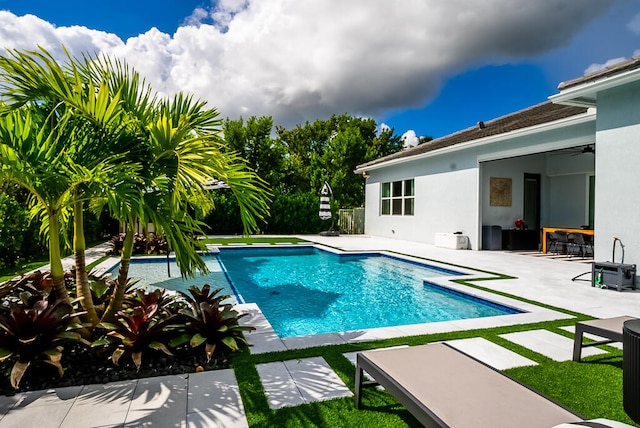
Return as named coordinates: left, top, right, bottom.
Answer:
left=1, top=1, right=639, bottom=142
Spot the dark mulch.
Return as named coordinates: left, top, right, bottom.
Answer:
left=0, top=343, right=226, bottom=396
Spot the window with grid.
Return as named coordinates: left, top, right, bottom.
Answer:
left=381, top=179, right=414, bottom=216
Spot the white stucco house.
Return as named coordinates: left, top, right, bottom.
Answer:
left=355, top=57, right=640, bottom=268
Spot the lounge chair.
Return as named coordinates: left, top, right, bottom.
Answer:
left=573, top=316, right=636, bottom=362
left=355, top=343, right=634, bottom=428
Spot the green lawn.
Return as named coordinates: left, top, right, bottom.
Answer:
left=0, top=260, right=49, bottom=282
left=230, top=315, right=637, bottom=427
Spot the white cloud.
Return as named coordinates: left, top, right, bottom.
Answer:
left=584, top=57, right=627, bottom=75
left=0, top=12, right=123, bottom=58
left=401, top=130, right=419, bottom=149
left=0, top=1, right=613, bottom=128
left=183, top=0, right=249, bottom=32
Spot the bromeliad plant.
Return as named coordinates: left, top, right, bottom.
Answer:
left=96, top=289, right=183, bottom=371
left=0, top=292, right=85, bottom=389
left=174, top=284, right=254, bottom=363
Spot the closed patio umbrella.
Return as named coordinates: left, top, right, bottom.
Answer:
left=319, top=181, right=333, bottom=221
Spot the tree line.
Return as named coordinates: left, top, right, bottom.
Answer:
left=205, top=114, right=407, bottom=234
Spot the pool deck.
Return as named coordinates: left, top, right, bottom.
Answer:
left=307, top=235, right=640, bottom=320
left=3, top=235, right=640, bottom=427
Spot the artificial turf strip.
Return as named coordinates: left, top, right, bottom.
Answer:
left=232, top=350, right=421, bottom=428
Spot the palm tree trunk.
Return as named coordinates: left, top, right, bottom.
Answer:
left=74, top=200, right=100, bottom=325
left=101, top=223, right=134, bottom=322
left=48, top=212, right=70, bottom=304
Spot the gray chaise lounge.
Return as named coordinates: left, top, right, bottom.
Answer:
left=573, top=316, right=636, bottom=362
left=355, top=343, right=633, bottom=428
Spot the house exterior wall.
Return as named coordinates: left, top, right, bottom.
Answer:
left=364, top=151, right=479, bottom=247
left=362, top=62, right=640, bottom=264
left=593, top=81, right=640, bottom=264
left=363, top=117, right=595, bottom=250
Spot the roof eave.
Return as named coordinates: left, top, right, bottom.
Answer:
left=550, top=67, right=640, bottom=107
left=355, top=110, right=596, bottom=174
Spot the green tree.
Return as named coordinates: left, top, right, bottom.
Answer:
left=0, top=47, right=270, bottom=324
left=0, top=193, right=28, bottom=268
left=0, top=47, right=143, bottom=322
left=367, top=127, right=404, bottom=160
left=0, top=104, right=96, bottom=304
left=223, top=116, right=284, bottom=189
left=278, top=114, right=403, bottom=209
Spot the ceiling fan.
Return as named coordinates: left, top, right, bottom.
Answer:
left=551, top=145, right=595, bottom=156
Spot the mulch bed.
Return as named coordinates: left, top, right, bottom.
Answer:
left=0, top=343, right=226, bottom=396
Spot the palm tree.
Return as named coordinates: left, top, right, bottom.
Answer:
left=0, top=46, right=270, bottom=323
left=0, top=48, right=143, bottom=324
left=101, top=92, right=272, bottom=321
left=0, top=104, right=91, bottom=304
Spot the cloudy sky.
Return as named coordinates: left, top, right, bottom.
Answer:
left=1, top=1, right=639, bottom=146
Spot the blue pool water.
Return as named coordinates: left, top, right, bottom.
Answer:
left=113, top=247, right=521, bottom=338
left=109, top=256, right=235, bottom=297
left=217, top=247, right=521, bottom=337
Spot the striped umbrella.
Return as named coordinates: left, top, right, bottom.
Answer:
left=319, top=181, right=333, bottom=221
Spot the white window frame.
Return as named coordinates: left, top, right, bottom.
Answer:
left=381, top=179, right=414, bottom=216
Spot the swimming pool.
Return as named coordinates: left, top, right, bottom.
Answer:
left=219, top=247, right=521, bottom=337
left=113, top=246, right=521, bottom=338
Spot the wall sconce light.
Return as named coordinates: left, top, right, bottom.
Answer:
left=361, top=171, right=369, bottom=178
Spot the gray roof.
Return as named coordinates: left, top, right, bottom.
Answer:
left=358, top=101, right=587, bottom=169
left=558, top=56, right=640, bottom=90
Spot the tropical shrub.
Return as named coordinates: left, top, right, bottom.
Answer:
left=96, top=289, right=182, bottom=371
left=64, top=271, right=137, bottom=321
left=174, top=285, right=254, bottom=362
left=0, top=292, right=85, bottom=388
left=0, top=270, right=77, bottom=302
left=107, top=233, right=168, bottom=256
left=0, top=269, right=255, bottom=390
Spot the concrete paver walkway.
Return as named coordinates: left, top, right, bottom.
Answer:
left=257, top=357, right=352, bottom=410
left=445, top=337, right=537, bottom=370
left=561, top=325, right=624, bottom=350
left=500, top=329, right=607, bottom=361
left=0, top=370, right=247, bottom=428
